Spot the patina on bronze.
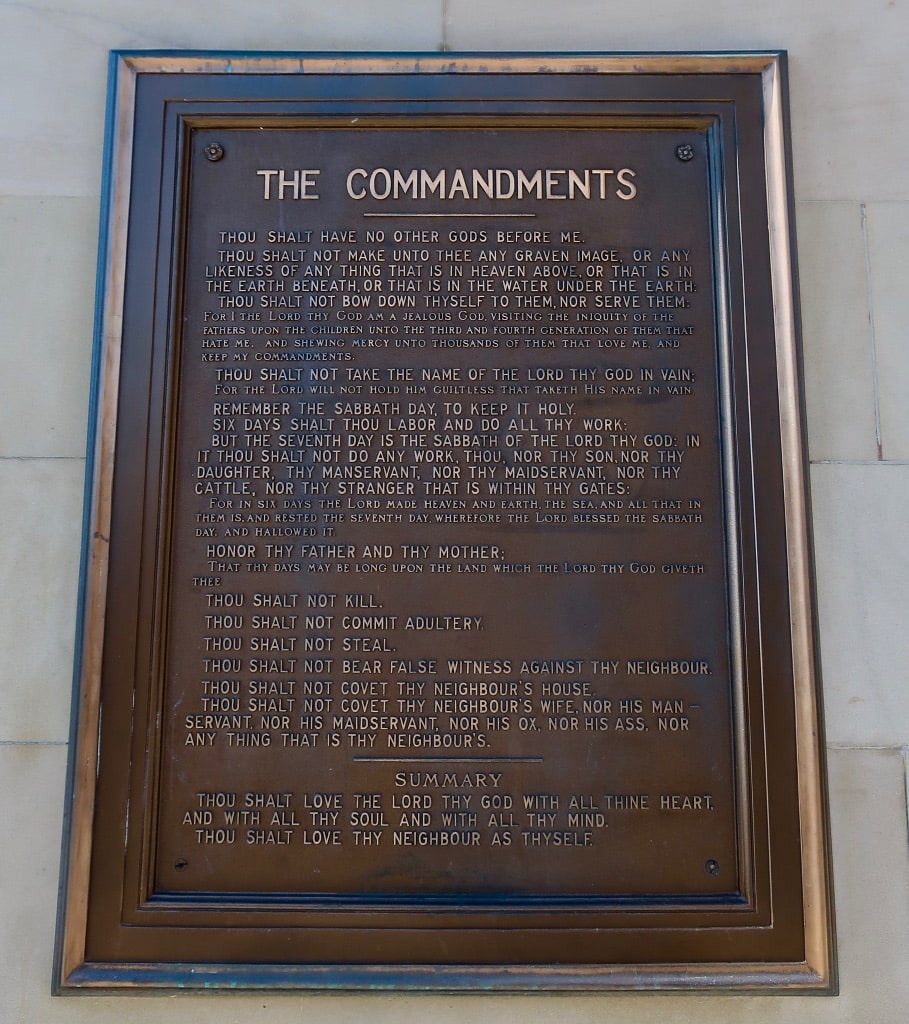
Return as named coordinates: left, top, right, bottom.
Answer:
left=55, top=53, right=834, bottom=992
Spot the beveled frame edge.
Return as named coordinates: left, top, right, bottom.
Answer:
left=761, top=56, right=837, bottom=993
left=54, top=52, right=139, bottom=993
left=55, top=50, right=835, bottom=994
left=61, top=960, right=829, bottom=994
left=113, top=49, right=783, bottom=76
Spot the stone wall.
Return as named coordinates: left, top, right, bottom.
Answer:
left=1, top=2, right=907, bottom=1020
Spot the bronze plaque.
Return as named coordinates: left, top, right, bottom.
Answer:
left=56, top=53, right=834, bottom=991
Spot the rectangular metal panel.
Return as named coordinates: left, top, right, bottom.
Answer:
left=55, top=52, right=834, bottom=992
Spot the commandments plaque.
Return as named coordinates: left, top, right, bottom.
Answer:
left=56, top=53, right=834, bottom=991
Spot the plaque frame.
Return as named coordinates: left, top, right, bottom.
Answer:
left=55, top=51, right=835, bottom=993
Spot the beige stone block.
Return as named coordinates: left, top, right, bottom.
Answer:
left=810, top=463, right=909, bottom=746
left=796, top=202, right=877, bottom=462
left=0, top=459, right=84, bottom=743
left=0, top=2, right=444, bottom=198
left=811, top=747, right=909, bottom=1019
left=443, top=0, right=909, bottom=201
left=0, top=198, right=97, bottom=457
left=865, top=201, right=909, bottom=460
left=0, top=745, right=69, bottom=1019
left=7, top=746, right=906, bottom=1021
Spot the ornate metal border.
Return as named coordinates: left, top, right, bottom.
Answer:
left=55, top=52, right=834, bottom=993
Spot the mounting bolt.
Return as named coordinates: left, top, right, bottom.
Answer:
left=204, top=142, right=224, bottom=162
left=705, top=859, right=720, bottom=876
left=676, top=144, right=695, bottom=162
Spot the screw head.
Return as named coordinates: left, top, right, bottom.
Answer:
left=175, top=858, right=189, bottom=871
left=705, top=859, right=720, bottom=876
left=204, top=142, right=224, bottom=162
left=676, top=143, right=695, bottom=162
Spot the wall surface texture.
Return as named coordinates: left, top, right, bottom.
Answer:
left=1, top=2, right=907, bottom=1020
